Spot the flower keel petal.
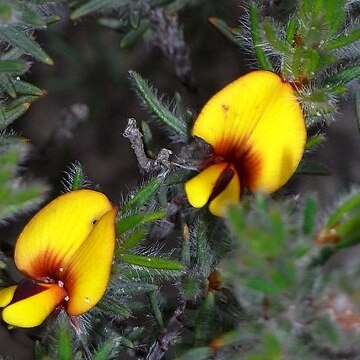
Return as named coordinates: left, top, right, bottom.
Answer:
left=209, top=168, right=240, bottom=216
left=2, top=284, right=66, bottom=328
left=0, top=286, right=17, bottom=307
left=185, top=163, right=228, bottom=209
left=64, top=208, right=117, bottom=316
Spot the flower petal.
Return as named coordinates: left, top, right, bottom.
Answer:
left=14, top=190, right=113, bottom=280
left=185, top=163, right=228, bottom=209
left=2, top=283, right=66, bottom=328
left=209, top=168, right=240, bottom=216
left=64, top=208, right=117, bottom=316
left=0, top=286, right=17, bottom=307
left=192, top=70, right=306, bottom=193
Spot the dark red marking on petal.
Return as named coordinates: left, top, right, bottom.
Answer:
left=27, top=250, right=65, bottom=282
left=208, top=166, right=235, bottom=202
left=10, top=278, right=50, bottom=305
left=199, top=135, right=262, bottom=194
left=213, top=139, right=262, bottom=191
left=233, top=148, right=262, bottom=191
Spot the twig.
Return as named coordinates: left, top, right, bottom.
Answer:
left=123, top=118, right=172, bottom=173
left=146, top=301, right=186, bottom=360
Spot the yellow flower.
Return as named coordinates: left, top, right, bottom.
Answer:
left=185, top=70, right=306, bottom=216
left=0, top=189, right=117, bottom=328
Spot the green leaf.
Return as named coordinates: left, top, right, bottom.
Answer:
left=194, top=220, right=210, bottom=272
left=181, top=223, right=191, bottom=267
left=9, top=95, right=40, bottom=107
left=245, top=277, right=279, bottom=295
left=269, top=209, right=285, bottom=251
left=302, top=48, right=321, bottom=79
left=296, top=160, right=330, bottom=176
left=97, top=297, right=131, bottom=319
left=183, top=277, right=202, bottom=299
left=57, top=322, right=73, bottom=360
left=116, top=210, right=166, bottom=235
left=292, top=46, right=320, bottom=80
left=62, top=163, right=87, bottom=191
left=1, top=47, right=25, bottom=61
left=226, top=205, right=245, bottom=236
left=337, top=214, right=360, bottom=248
left=263, top=20, right=291, bottom=54
left=92, top=341, right=114, bottom=360
left=0, top=180, right=46, bottom=222
left=117, top=253, right=184, bottom=270
left=291, top=47, right=304, bottom=80
left=324, top=65, right=360, bottom=86
left=0, top=60, right=27, bottom=73
left=19, top=3, right=45, bottom=27
left=0, top=4, right=11, bottom=23
left=141, top=120, right=155, bottom=157
left=34, top=341, right=47, bottom=360
left=0, top=73, right=16, bottom=98
left=310, top=246, right=336, bottom=267
left=121, top=267, right=183, bottom=280
left=129, top=3, right=140, bottom=29
left=0, top=102, right=30, bottom=130
left=12, top=80, right=45, bottom=96
left=120, top=227, right=148, bottom=250
left=249, top=2, right=274, bottom=71
left=120, top=282, right=159, bottom=295
left=305, top=134, right=325, bottom=150
left=264, top=332, right=281, bottom=359
left=324, top=0, right=345, bottom=36
left=45, top=15, right=62, bottom=25
left=148, top=291, right=164, bottom=328
left=118, top=337, right=135, bottom=350
left=70, top=0, right=127, bottom=20
left=285, top=16, right=297, bottom=44
left=194, top=291, right=215, bottom=345
left=128, top=70, right=187, bottom=138
left=208, top=17, right=238, bottom=45
left=326, top=191, right=360, bottom=228
left=178, top=347, right=213, bottom=360
left=123, top=178, right=161, bottom=211
left=120, top=19, right=149, bottom=48
left=324, top=28, right=360, bottom=51
left=98, top=17, right=128, bottom=30
left=0, top=25, right=53, bottom=65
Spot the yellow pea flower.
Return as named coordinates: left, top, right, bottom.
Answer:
left=0, top=189, right=117, bottom=328
left=185, top=70, right=306, bottom=216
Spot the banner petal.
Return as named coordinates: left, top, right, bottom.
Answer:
left=192, top=70, right=306, bottom=193
left=15, top=190, right=113, bottom=280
